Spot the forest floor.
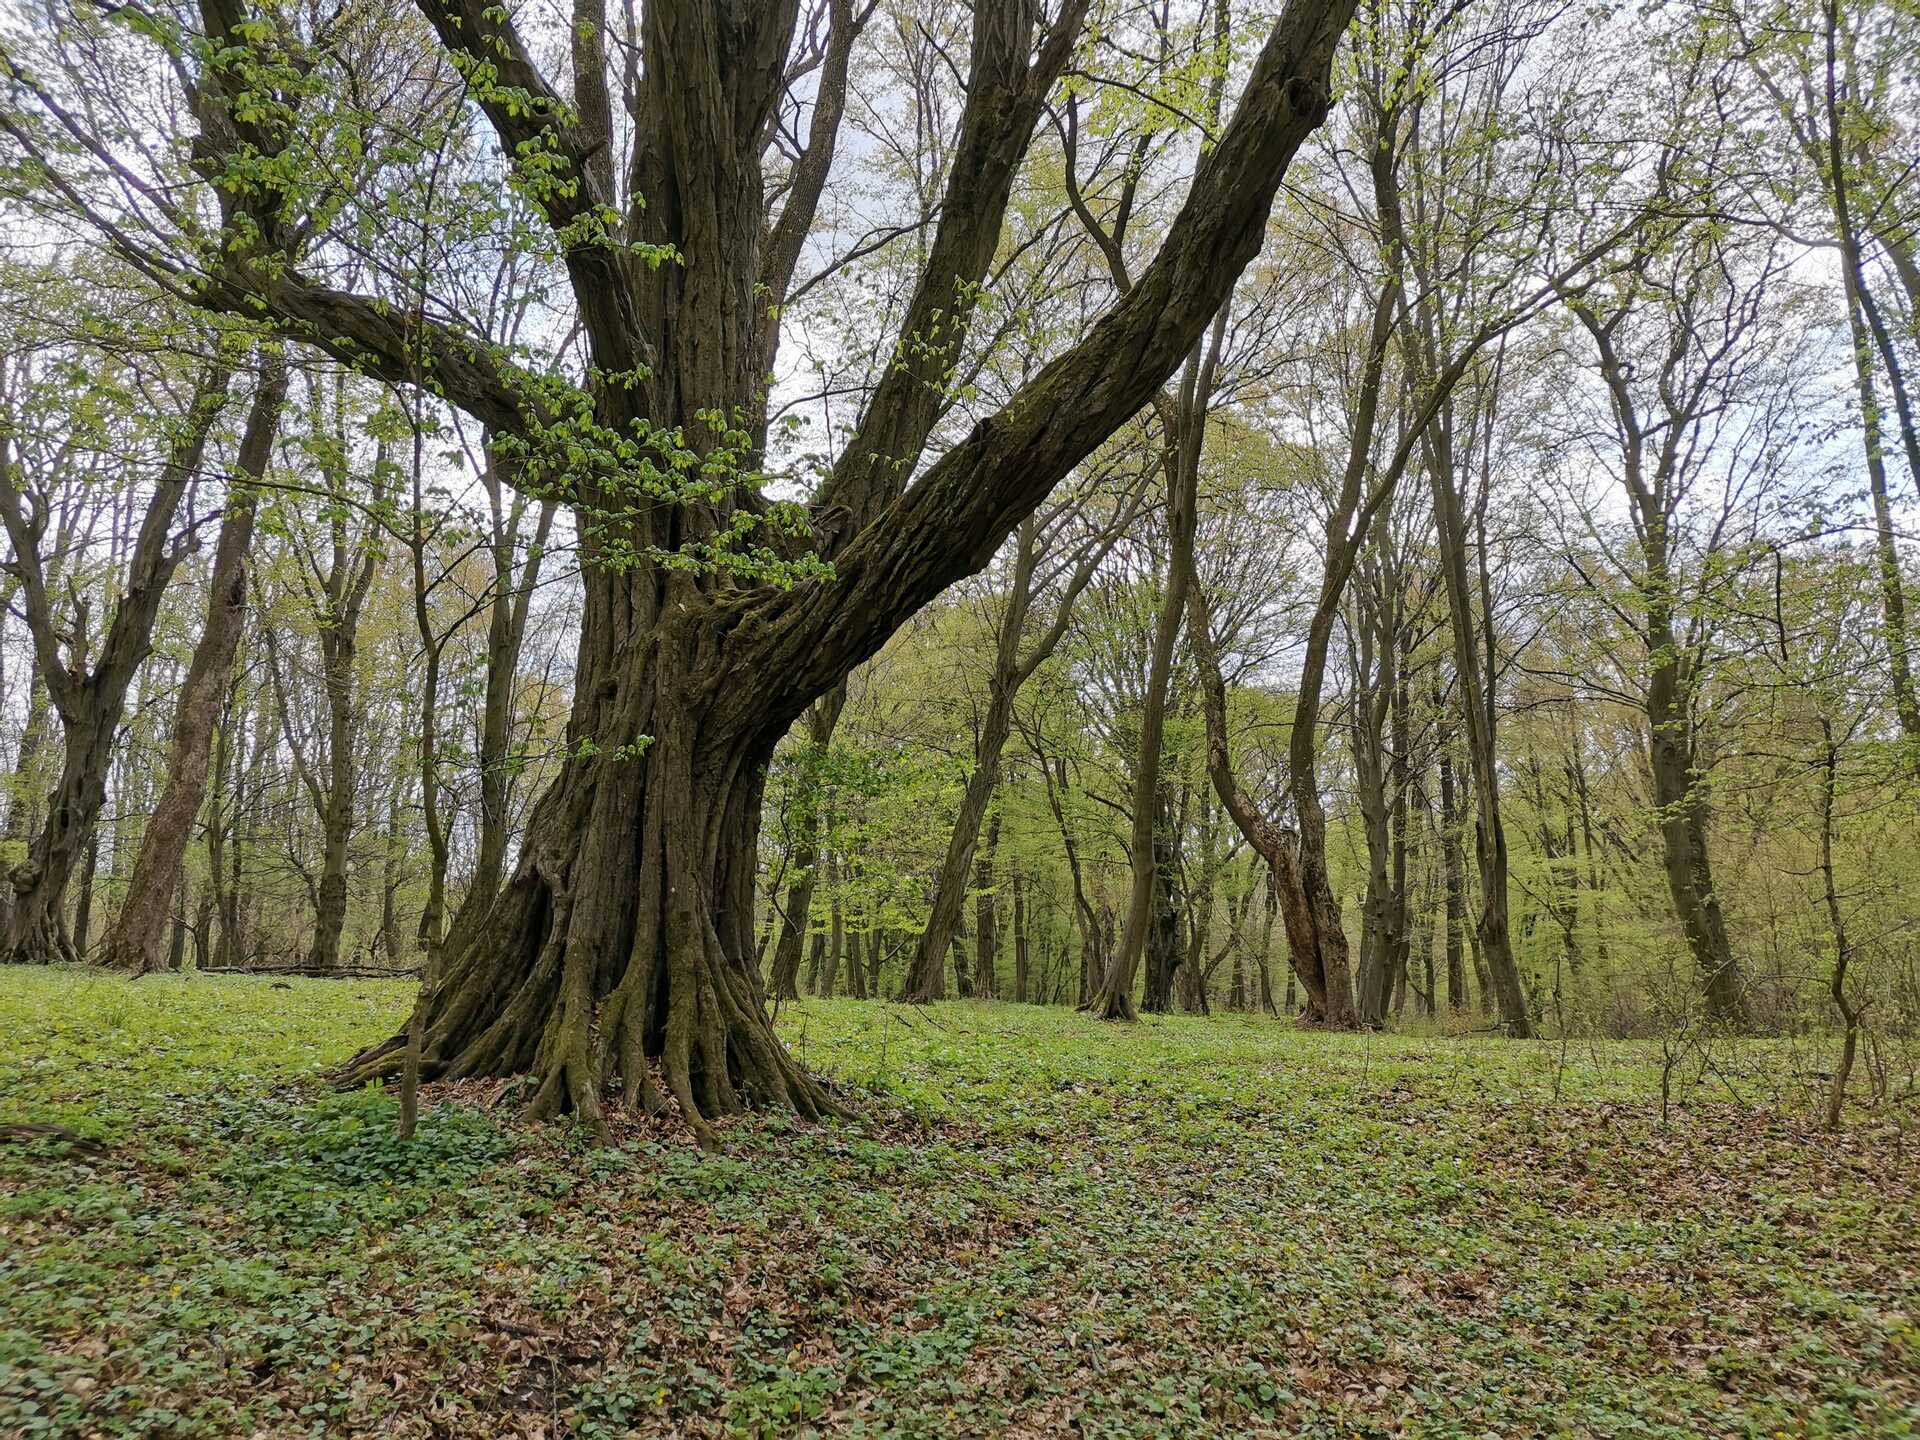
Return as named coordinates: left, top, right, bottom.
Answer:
left=0, top=970, right=1914, bottom=1439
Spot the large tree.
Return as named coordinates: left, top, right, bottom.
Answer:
left=3, top=0, right=1354, bottom=1135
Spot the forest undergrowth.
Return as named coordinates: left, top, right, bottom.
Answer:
left=0, top=970, right=1913, bottom=1439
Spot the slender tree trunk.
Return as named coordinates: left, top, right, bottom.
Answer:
left=1419, top=444, right=1530, bottom=1034
left=166, top=910, right=188, bottom=972
left=207, top=697, right=236, bottom=969
left=1230, top=922, right=1247, bottom=1011
left=441, top=471, right=558, bottom=956
left=307, top=601, right=370, bottom=972
left=381, top=775, right=407, bottom=964
left=820, top=862, right=843, bottom=998
left=1041, top=751, right=1103, bottom=1007
left=1565, top=288, right=1746, bottom=1019
left=104, top=363, right=283, bottom=974
left=218, top=682, right=268, bottom=970
left=1013, top=863, right=1030, bottom=1002
left=844, top=921, right=865, bottom=999
left=1439, top=726, right=1467, bottom=1013
left=1353, top=598, right=1394, bottom=1023
left=1141, top=794, right=1184, bottom=1012
left=903, top=738, right=1007, bottom=999
left=1092, top=320, right=1220, bottom=1020
left=973, top=808, right=1000, bottom=999
left=1841, top=252, right=1920, bottom=749
left=1816, top=0, right=1920, bottom=514
left=71, top=827, right=99, bottom=959
left=192, top=889, right=213, bottom=970
left=1567, top=738, right=1610, bottom=970
left=1371, top=118, right=1531, bottom=1038
left=411, top=498, right=451, bottom=964
left=1199, top=262, right=1415, bottom=1033
left=1646, top=603, right=1745, bottom=1025
left=0, top=364, right=231, bottom=965
left=771, top=688, right=844, bottom=1000
left=1817, top=718, right=1858, bottom=1130
left=902, top=499, right=1123, bottom=1000
left=1257, top=881, right=1278, bottom=1016
left=1189, top=551, right=1360, bottom=1026
left=1833, top=212, right=1920, bottom=749
left=950, top=909, right=974, bottom=999
left=1176, top=818, right=1215, bottom=1015
left=1387, top=627, right=1413, bottom=1008
left=805, top=916, right=827, bottom=997
left=1416, top=840, right=1436, bottom=1017
left=1469, top=919, right=1493, bottom=1016
left=264, top=412, right=387, bottom=976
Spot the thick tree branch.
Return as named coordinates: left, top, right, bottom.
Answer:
left=731, top=0, right=1354, bottom=728
left=812, top=0, right=1092, bottom=530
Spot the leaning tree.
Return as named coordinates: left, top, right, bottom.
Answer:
left=1, top=0, right=1354, bottom=1138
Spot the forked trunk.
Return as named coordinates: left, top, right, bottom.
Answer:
left=1375, top=118, right=1532, bottom=1038
left=333, top=0, right=1355, bottom=1134
left=1092, top=327, right=1215, bottom=1022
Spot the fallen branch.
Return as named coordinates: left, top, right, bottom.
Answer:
left=0, top=1122, right=109, bottom=1156
left=193, top=964, right=423, bottom=980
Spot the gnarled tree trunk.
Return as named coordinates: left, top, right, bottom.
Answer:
left=211, top=0, right=1355, bottom=1136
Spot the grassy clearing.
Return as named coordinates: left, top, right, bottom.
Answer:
left=0, top=969, right=1914, bottom=1439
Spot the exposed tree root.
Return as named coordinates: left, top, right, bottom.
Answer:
left=1086, top=989, right=1139, bottom=1023
left=337, top=858, right=845, bottom=1148
left=2, top=901, right=77, bottom=967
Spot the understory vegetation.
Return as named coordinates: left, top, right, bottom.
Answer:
left=2, top=0, right=1919, bottom=1428
left=1, top=970, right=1914, bottom=1439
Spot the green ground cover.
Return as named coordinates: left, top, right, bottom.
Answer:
left=0, top=968, right=1913, bottom=1438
